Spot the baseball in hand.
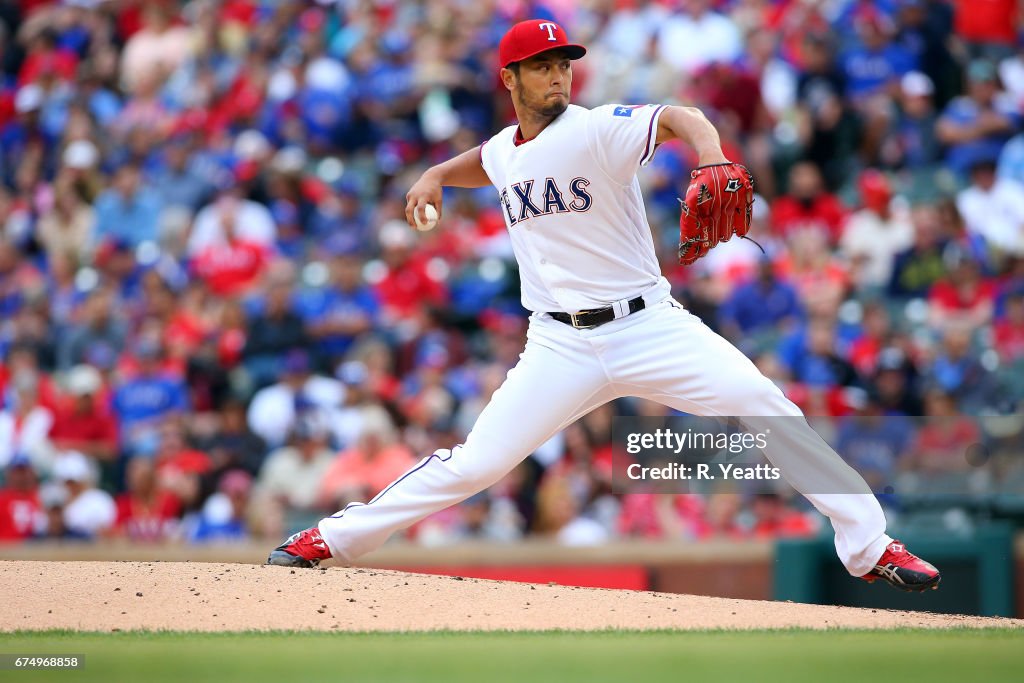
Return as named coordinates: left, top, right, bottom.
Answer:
left=415, top=203, right=439, bottom=231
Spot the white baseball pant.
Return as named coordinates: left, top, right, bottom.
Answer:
left=318, top=293, right=891, bottom=576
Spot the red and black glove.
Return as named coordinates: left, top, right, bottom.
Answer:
left=677, top=162, right=755, bottom=266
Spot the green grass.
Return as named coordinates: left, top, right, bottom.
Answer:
left=1, top=629, right=1021, bottom=683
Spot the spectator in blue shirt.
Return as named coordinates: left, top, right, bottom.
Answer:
left=893, top=0, right=958, bottom=107
left=1, top=85, right=56, bottom=188
left=787, top=317, right=862, bottom=389
left=882, top=71, right=941, bottom=170
left=926, top=326, right=995, bottom=411
left=294, top=251, right=380, bottom=368
left=57, top=287, right=128, bottom=372
left=835, top=406, right=914, bottom=491
left=185, top=470, right=252, bottom=544
left=77, top=64, right=122, bottom=128
left=92, top=162, right=163, bottom=248
left=151, top=135, right=214, bottom=217
left=719, top=260, right=802, bottom=339
left=310, top=181, right=367, bottom=245
left=841, top=13, right=916, bottom=101
left=113, top=337, right=190, bottom=456
left=936, top=60, right=1019, bottom=178
left=243, top=282, right=310, bottom=389
left=996, top=132, right=1024, bottom=185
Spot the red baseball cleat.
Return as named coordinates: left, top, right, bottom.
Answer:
left=267, top=527, right=332, bottom=568
left=861, top=540, right=941, bottom=592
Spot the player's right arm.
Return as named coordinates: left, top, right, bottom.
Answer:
left=405, top=146, right=490, bottom=229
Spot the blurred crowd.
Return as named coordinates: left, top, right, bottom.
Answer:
left=1, top=0, right=1024, bottom=548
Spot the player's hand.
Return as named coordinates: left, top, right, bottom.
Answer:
left=405, top=172, right=444, bottom=230
left=677, top=162, right=754, bottom=266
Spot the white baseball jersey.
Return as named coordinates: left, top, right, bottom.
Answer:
left=480, top=103, right=671, bottom=313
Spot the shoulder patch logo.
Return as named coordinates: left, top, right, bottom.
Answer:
left=724, top=178, right=742, bottom=192
left=613, top=105, right=645, bottom=118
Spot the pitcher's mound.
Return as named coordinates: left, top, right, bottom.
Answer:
left=1, top=561, right=1018, bottom=632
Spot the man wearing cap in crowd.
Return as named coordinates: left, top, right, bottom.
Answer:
left=92, top=162, right=164, bottom=249
left=956, top=156, right=1024, bottom=258
left=187, top=173, right=277, bottom=257
left=839, top=170, right=914, bottom=291
left=293, top=245, right=380, bottom=368
left=937, top=59, right=1019, bottom=178
left=246, top=348, right=345, bottom=450
left=253, top=416, right=335, bottom=537
left=49, top=364, right=118, bottom=465
left=112, top=336, right=189, bottom=457
left=57, top=287, right=127, bottom=372
left=885, top=71, right=941, bottom=176
left=0, top=453, right=43, bottom=541
left=372, top=219, right=447, bottom=326
left=0, top=369, right=55, bottom=471
left=51, top=450, right=116, bottom=539
left=241, top=283, right=310, bottom=389
left=0, top=84, right=51, bottom=188
left=152, top=133, right=215, bottom=219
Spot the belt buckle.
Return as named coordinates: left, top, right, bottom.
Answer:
left=569, top=312, right=594, bottom=329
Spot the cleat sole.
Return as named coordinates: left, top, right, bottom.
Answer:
left=267, top=550, right=317, bottom=568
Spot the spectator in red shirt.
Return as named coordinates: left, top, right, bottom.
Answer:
left=906, top=389, right=981, bottom=474
left=155, top=421, right=212, bottom=479
left=49, top=365, right=118, bottom=463
left=848, top=301, right=892, bottom=377
left=17, top=28, right=78, bottom=87
left=994, top=291, right=1024, bottom=361
left=214, top=300, right=248, bottom=369
left=774, top=230, right=851, bottom=314
left=115, top=456, right=181, bottom=542
left=617, top=492, right=705, bottom=539
left=693, top=492, right=746, bottom=539
left=372, top=220, right=448, bottom=324
left=749, top=493, right=818, bottom=538
left=190, top=220, right=270, bottom=297
left=0, top=456, right=42, bottom=541
left=152, top=420, right=211, bottom=514
left=693, top=62, right=770, bottom=137
left=953, top=0, right=1019, bottom=56
left=771, top=161, right=847, bottom=245
left=928, top=251, right=996, bottom=333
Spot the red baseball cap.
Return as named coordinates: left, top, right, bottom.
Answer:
left=498, top=19, right=587, bottom=69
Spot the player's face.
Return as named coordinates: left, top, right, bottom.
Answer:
left=508, top=50, right=572, bottom=118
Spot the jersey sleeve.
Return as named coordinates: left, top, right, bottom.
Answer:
left=586, top=103, right=668, bottom=185
left=479, top=136, right=496, bottom=187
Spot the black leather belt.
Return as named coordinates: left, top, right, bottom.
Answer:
left=549, top=296, right=646, bottom=329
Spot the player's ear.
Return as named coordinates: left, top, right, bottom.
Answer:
left=499, top=66, right=516, bottom=92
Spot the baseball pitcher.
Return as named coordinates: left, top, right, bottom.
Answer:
left=269, top=20, right=940, bottom=592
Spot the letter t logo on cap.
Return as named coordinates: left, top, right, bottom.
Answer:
left=538, top=22, right=558, bottom=40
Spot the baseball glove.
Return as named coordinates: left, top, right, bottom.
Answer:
left=677, top=162, right=756, bottom=266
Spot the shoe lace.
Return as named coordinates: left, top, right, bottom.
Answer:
left=883, top=543, right=918, bottom=568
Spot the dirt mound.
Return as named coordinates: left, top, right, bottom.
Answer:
left=1, top=561, right=1018, bottom=632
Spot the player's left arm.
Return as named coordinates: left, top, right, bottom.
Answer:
left=654, top=106, right=730, bottom=166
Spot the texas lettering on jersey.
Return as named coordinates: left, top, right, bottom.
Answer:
left=499, top=177, right=593, bottom=226
left=479, top=103, right=669, bottom=312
